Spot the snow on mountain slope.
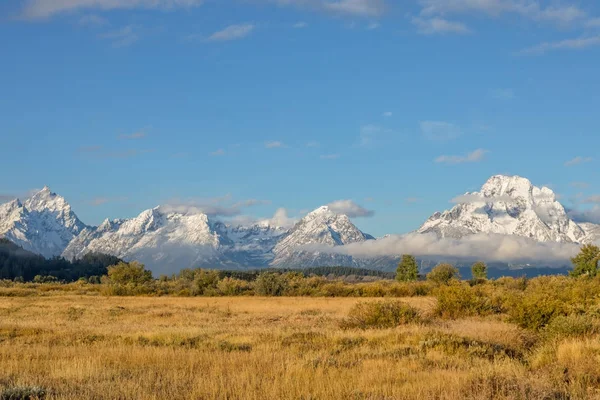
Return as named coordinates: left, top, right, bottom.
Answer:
left=0, top=187, right=87, bottom=258
left=62, top=207, right=233, bottom=274
left=579, top=222, right=600, bottom=244
left=271, top=206, right=375, bottom=268
left=418, top=175, right=587, bottom=243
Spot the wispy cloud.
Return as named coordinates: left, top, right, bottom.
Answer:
left=327, top=199, right=374, bottom=217
left=420, top=121, right=462, bottom=141
left=207, top=23, right=254, bottom=42
left=119, top=130, right=146, bottom=140
left=306, top=141, right=320, bottom=148
left=78, top=145, right=103, bottom=153
left=320, top=154, right=340, bottom=160
left=490, top=88, right=515, bottom=100
left=211, top=149, right=226, bottom=156
left=265, top=0, right=386, bottom=17
left=265, top=141, right=287, bottom=149
left=571, top=182, right=590, bottom=189
left=412, top=17, right=470, bottom=35
left=518, top=35, right=600, bottom=55
left=382, top=111, right=392, bottom=117
left=99, top=25, right=140, bottom=47
left=359, top=124, right=390, bottom=147
left=418, top=0, right=588, bottom=27
left=21, top=0, right=204, bottom=19
left=293, top=21, right=308, bottom=28
left=90, top=197, right=129, bottom=206
left=163, top=195, right=268, bottom=217
left=367, top=22, right=380, bottom=30
left=78, top=14, right=108, bottom=27
left=565, top=156, right=593, bottom=167
left=435, top=148, right=488, bottom=165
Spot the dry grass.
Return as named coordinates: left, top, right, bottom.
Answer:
left=0, top=295, right=597, bottom=399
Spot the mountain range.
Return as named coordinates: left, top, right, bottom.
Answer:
left=1, top=175, right=598, bottom=273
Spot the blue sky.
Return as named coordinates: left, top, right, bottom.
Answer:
left=1, top=0, right=600, bottom=236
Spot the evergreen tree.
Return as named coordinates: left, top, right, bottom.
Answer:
left=396, top=255, right=419, bottom=282
left=570, top=244, right=600, bottom=277
left=471, top=261, right=488, bottom=280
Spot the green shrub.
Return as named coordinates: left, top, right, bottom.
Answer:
left=106, top=261, right=152, bottom=285
left=543, top=314, right=599, bottom=339
left=506, top=288, right=568, bottom=330
left=217, top=277, right=251, bottom=296
left=340, top=300, right=421, bottom=329
left=254, top=272, right=287, bottom=296
left=434, top=283, right=498, bottom=319
left=427, top=263, right=460, bottom=285
left=0, top=386, right=47, bottom=400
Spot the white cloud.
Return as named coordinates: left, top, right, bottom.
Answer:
left=435, top=148, right=488, bottom=165
left=264, top=0, right=386, bottom=17
left=490, top=88, right=515, bottom=99
left=571, top=182, right=590, bottom=189
left=412, top=17, right=470, bottom=35
left=327, top=199, right=374, bottom=217
left=382, top=111, right=392, bottom=117
left=323, top=0, right=386, bottom=17
left=118, top=130, right=146, bottom=139
left=320, top=154, right=340, bottom=160
left=451, top=193, right=514, bottom=204
left=587, top=18, right=600, bottom=28
left=78, top=14, right=108, bottom=27
left=265, top=141, right=287, bottom=149
left=583, top=195, right=600, bottom=204
left=418, top=0, right=587, bottom=26
left=99, top=25, right=140, bottom=47
left=420, top=121, right=462, bottom=141
left=300, top=232, right=580, bottom=266
left=359, top=124, right=388, bottom=146
left=568, top=206, right=600, bottom=224
left=293, top=21, right=308, bottom=28
left=21, top=0, right=204, bottom=19
left=565, top=156, right=593, bottom=167
left=519, top=35, right=600, bottom=55
left=207, top=24, right=254, bottom=42
left=266, top=208, right=297, bottom=228
left=367, top=22, right=380, bottom=29
left=163, top=195, right=268, bottom=217
left=210, top=149, right=226, bottom=156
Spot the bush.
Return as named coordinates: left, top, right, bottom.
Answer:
left=254, top=272, right=287, bottom=296
left=106, top=262, right=152, bottom=285
left=340, top=300, right=421, bottom=329
left=543, top=314, right=599, bottom=339
left=217, top=277, right=251, bottom=296
left=427, top=263, right=460, bottom=285
left=506, top=286, right=569, bottom=330
left=434, top=283, right=498, bottom=319
left=0, top=386, right=47, bottom=400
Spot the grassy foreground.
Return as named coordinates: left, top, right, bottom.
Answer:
left=1, top=294, right=599, bottom=399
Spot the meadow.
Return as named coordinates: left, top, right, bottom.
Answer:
left=2, top=277, right=600, bottom=400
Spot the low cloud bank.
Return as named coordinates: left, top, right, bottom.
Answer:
left=300, top=233, right=582, bottom=266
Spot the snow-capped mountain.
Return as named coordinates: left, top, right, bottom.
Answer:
left=62, top=206, right=233, bottom=275
left=418, top=175, right=591, bottom=243
left=61, top=204, right=374, bottom=272
left=0, top=187, right=87, bottom=258
left=271, top=206, right=375, bottom=268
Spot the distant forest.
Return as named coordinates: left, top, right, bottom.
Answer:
left=0, top=239, right=121, bottom=281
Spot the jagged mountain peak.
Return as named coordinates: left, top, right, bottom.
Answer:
left=418, top=174, right=586, bottom=243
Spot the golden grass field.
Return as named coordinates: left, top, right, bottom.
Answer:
left=1, top=294, right=599, bottom=399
